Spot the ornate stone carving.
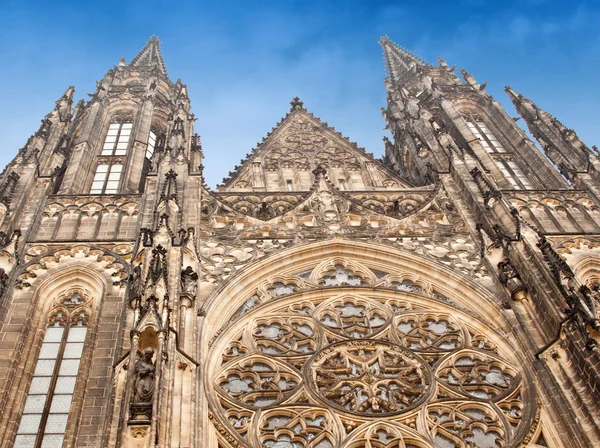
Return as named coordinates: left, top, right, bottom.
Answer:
left=427, top=401, right=507, bottom=448
left=180, top=265, right=198, bottom=296
left=307, top=340, right=431, bottom=416
left=0, top=268, right=8, bottom=297
left=208, top=290, right=535, bottom=446
left=498, top=259, right=527, bottom=300
left=133, top=348, right=156, bottom=404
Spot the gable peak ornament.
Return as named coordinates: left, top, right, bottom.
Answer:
left=290, top=96, right=304, bottom=111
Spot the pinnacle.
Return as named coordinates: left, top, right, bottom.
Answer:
left=130, top=35, right=169, bottom=77
left=504, top=86, right=534, bottom=113
left=290, top=97, right=304, bottom=111
left=504, top=86, right=521, bottom=100
left=58, top=86, right=75, bottom=103
left=379, top=35, right=428, bottom=84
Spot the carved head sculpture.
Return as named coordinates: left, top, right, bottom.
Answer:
left=143, top=347, right=154, bottom=360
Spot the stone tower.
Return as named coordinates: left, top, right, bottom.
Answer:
left=0, top=35, right=599, bottom=447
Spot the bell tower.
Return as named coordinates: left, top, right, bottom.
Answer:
left=380, top=35, right=567, bottom=191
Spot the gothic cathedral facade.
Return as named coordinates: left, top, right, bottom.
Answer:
left=0, top=35, right=599, bottom=448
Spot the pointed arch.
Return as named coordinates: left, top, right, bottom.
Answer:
left=201, top=238, right=542, bottom=447
left=0, top=245, right=131, bottom=448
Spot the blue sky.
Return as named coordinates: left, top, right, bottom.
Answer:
left=1, top=0, right=599, bottom=187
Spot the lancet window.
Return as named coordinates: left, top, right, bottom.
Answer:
left=466, top=119, right=506, bottom=153
left=90, top=162, right=123, bottom=194
left=89, top=120, right=132, bottom=194
left=14, top=292, right=90, bottom=448
left=101, top=122, right=132, bottom=156
left=495, top=159, right=534, bottom=190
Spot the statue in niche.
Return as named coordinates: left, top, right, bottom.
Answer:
left=257, top=201, right=272, bottom=220
left=129, top=264, right=143, bottom=298
left=132, top=347, right=156, bottom=404
left=180, top=266, right=198, bottom=296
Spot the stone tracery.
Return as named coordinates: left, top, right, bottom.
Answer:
left=308, top=340, right=431, bottom=416
left=207, top=286, right=537, bottom=447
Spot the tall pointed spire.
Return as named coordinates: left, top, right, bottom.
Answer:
left=130, top=35, right=168, bottom=77
left=506, top=85, right=593, bottom=176
left=379, top=35, right=428, bottom=84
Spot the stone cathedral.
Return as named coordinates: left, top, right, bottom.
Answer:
left=1, top=34, right=600, bottom=448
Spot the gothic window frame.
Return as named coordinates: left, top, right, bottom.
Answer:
left=494, top=157, right=534, bottom=190
left=465, top=115, right=506, bottom=154
left=206, top=286, right=539, bottom=447
left=101, top=122, right=133, bottom=157
left=14, top=289, right=92, bottom=448
left=90, top=159, right=124, bottom=195
left=146, top=130, right=157, bottom=160
left=89, top=117, right=133, bottom=195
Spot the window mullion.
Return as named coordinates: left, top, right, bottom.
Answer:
left=101, top=164, right=110, bottom=195
left=114, top=123, right=122, bottom=156
left=93, top=122, right=128, bottom=194
left=504, top=162, right=520, bottom=188
left=477, top=123, right=495, bottom=151
left=33, top=320, right=70, bottom=448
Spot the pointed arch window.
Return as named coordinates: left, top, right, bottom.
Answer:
left=14, top=293, right=90, bottom=448
left=90, top=120, right=131, bottom=194
left=90, top=162, right=123, bottom=194
left=466, top=118, right=506, bottom=153
left=495, top=159, right=534, bottom=190
left=101, top=122, right=132, bottom=156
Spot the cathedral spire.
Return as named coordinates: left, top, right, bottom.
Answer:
left=130, top=35, right=168, bottom=77
left=379, top=35, right=428, bottom=85
left=506, top=85, right=593, bottom=176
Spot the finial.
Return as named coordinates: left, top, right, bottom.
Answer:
left=118, top=57, right=126, bottom=67
left=312, top=165, right=327, bottom=179
left=379, top=35, right=390, bottom=45
left=290, top=97, right=304, bottom=110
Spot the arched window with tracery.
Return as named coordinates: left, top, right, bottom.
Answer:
left=90, top=116, right=134, bottom=195
left=205, top=257, right=541, bottom=447
left=14, top=290, right=91, bottom=448
left=463, top=114, right=534, bottom=190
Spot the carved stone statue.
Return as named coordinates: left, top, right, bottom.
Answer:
left=132, top=347, right=156, bottom=404
left=0, top=268, right=8, bottom=297
left=498, top=259, right=527, bottom=300
left=129, top=264, right=143, bottom=299
left=180, top=266, right=198, bottom=296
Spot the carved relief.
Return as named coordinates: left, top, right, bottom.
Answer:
left=307, top=340, right=431, bottom=416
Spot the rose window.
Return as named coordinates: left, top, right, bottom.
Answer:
left=208, top=290, right=538, bottom=447
left=307, top=340, right=431, bottom=416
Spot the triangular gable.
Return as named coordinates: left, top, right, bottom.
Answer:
left=217, top=98, right=413, bottom=192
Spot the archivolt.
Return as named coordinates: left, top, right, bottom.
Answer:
left=201, top=238, right=511, bottom=340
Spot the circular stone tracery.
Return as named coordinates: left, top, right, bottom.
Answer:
left=306, top=340, right=432, bottom=416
